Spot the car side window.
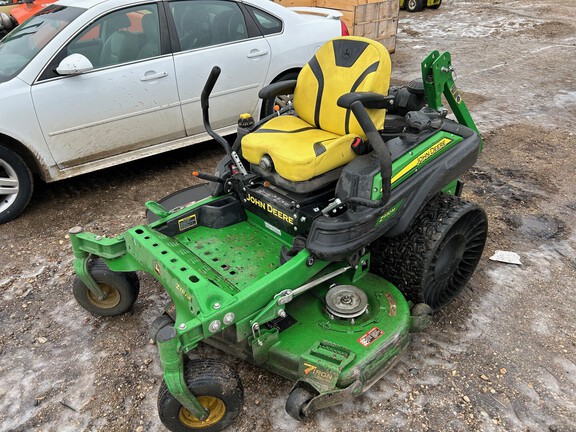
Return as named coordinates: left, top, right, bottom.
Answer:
left=170, top=0, right=248, bottom=51
left=246, top=6, right=282, bottom=36
left=66, top=4, right=160, bottom=68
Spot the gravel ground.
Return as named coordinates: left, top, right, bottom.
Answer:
left=1, top=0, right=575, bottom=431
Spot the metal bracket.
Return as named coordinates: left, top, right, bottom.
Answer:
left=72, top=253, right=107, bottom=300
left=157, top=326, right=210, bottom=420
left=276, top=266, right=352, bottom=305
left=421, top=50, right=481, bottom=139
left=321, top=198, right=343, bottom=216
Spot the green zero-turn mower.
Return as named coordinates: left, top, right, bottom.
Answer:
left=69, top=36, right=487, bottom=431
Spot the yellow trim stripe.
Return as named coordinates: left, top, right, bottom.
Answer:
left=391, top=138, right=453, bottom=184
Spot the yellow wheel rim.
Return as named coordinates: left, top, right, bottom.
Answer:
left=87, top=283, right=121, bottom=309
left=178, top=396, right=226, bottom=429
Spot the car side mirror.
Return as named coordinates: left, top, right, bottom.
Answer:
left=0, top=12, right=17, bottom=35
left=56, top=53, right=94, bottom=75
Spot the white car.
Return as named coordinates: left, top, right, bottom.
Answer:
left=0, top=0, right=347, bottom=223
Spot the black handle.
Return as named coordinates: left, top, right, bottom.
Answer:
left=201, top=66, right=221, bottom=111
left=199, top=66, right=233, bottom=156
left=350, top=100, right=391, bottom=205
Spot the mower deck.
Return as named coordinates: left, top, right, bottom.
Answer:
left=205, top=269, right=412, bottom=391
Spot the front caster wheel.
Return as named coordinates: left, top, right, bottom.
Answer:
left=158, top=359, right=244, bottom=432
left=72, top=259, right=139, bottom=316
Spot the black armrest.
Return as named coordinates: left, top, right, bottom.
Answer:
left=338, top=92, right=395, bottom=110
left=258, top=80, right=298, bottom=100
left=349, top=100, right=391, bottom=205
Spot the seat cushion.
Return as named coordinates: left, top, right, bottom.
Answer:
left=242, top=116, right=358, bottom=182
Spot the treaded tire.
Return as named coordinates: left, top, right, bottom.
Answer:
left=370, top=194, right=487, bottom=311
left=158, top=359, right=244, bottom=432
left=72, top=259, right=140, bottom=316
left=0, top=145, right=34, bottom=224
left=406, top=0, right=425, bottom=12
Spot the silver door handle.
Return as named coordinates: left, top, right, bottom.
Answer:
left=140, top=71, right=168, bottom=81
left=246, top=50, right=269, bottom=58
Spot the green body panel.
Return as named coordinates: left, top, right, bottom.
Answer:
left=263, top=273, right=411, bottom=391
left=391, top=131, right=463, bottom=188
left=442, top=179, right=459, bottom=195
left=70, top=202, right=414, bottom=397
left=369, top=131, right=463, bottom=203
left=375, top=199, right=404, bottom=226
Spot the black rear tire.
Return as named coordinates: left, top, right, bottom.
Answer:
left=0, top=145, right=34, bottom=224
left=72, top=259, right=140, bottom=316
left=370, top=194, right=487, bottom=311
left=430, top=0, right=442, bottom=9
left=158, top=359, right=244, bottom=432
left=406, top=0, right=425, bottom=12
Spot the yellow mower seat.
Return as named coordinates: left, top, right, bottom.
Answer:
left=242, top=36, right=391, bottom=183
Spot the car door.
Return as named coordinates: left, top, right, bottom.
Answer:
left=30, top=3, right=186, bottom=169
left=168, top=0, right=271, bottom=136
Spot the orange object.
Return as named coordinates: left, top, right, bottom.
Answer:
left=9, top=0, right=57, bottom=24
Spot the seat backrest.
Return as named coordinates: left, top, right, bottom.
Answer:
left=99, top=14, right=140, bottom=66
left=293, top=36, right=391, bottom=139
left=137, top=12, right=160, bottom=59
left=180, top=7, right=212, bottom=50
left=212, top=8, right=246, bottom=44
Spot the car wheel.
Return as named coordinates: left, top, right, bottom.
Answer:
left=370, top=193, right=488, bottom=311
left=406, top=0, right=425, bottom=12
left=158, top=359, right=244, bottom=432
left=0, top=145, right=34, bottom=224
left=260, top=71, right=299, bottom=119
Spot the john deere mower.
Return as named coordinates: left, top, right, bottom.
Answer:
left=69, top=36, right=487, bottom=431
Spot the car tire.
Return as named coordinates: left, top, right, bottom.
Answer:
left=406, top=0, right=425, bottom=12
left=260, top=71, right=299, bottom=119
left=0, top=145, right=34, bottom=224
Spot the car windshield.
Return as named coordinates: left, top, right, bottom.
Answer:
left=0, top=5, right=83, bottom=83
